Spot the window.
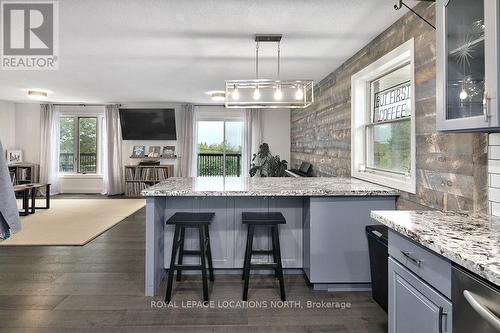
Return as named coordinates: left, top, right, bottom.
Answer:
left=59, top=116, right=99, bottom=174
left=367, top=64, right=411, bottom=174
left=196, top=120, right=243, bottom=177
left=351, top=39, right=416, bottom=193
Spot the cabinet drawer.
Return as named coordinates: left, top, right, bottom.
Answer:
left=389, top=258, right=452, bottom=333
left=388, top=230, right=451, bottom=298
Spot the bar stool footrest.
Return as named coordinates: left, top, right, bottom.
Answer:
left=182, top=250, right=203, bottom=255
left=171, top=265, right=205, bottom=271
left=250, top=263, right=278, bottom=269
left=251, top=250, right=274, bottom=255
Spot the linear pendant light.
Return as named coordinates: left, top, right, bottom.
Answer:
left=225, top=34, right=314, bottom=109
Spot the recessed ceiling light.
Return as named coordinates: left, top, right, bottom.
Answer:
left=207, top=91, right=226, bottom=102
left=27, top=90, right=49, bottom=100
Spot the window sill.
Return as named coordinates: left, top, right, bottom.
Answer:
left=58, top=174, right=103, bottom=179
left=352, top=169, right=415, bottom=194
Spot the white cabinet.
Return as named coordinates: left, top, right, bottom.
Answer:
left=389, top=258, right=453, bottom=333
left=436, top=0, right=500, bottom=131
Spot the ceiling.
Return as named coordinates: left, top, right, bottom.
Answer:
left=0, top=0, right=409, bottom=104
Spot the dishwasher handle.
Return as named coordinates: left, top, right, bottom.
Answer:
left=463, top=290, right=500, bottom=331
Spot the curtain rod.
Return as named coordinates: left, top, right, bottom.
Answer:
left=51, top=103, right=121, bottom=107
left=51, top=103, right=226, bottom=107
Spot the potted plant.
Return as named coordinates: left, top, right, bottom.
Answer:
left=249, top=143, right=288, bottom=177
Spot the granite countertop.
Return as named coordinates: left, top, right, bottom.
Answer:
left=371, top=210, right=500, bottom=287
left=142, top=176, right=400, bottom=197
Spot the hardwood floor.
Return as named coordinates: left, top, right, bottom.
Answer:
left=0, top=207, right=388, bottom=333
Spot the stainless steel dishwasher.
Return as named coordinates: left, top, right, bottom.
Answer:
left=452, top=265, right=500, bottom=332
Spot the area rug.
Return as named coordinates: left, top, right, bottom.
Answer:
left=0, top=199, right=145, bottom=246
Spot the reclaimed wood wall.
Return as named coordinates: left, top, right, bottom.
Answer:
left=290, top=3, right=488, bottom=212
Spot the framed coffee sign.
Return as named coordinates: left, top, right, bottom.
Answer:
left=373, top=80, right=411, bottom=122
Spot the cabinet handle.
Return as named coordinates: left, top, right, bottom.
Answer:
left=438, top=306, right=447, bottom=333
left=400, top=250, right=422, bottom=267
left=464, top=290, right=500, bottom=331
left=483, top=91, right=490, bottom=122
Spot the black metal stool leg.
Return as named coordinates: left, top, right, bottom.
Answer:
left=243, top=225, right=254, bottom=301
left=242, top=225, right=251, bottom=280
left=204, top=225, right=214, bottom=282
left=176, top=227, right=186, bottom=281
left=24, top=189, right=29, bottom=216
left=199, top=226, right=209, bottom=302
left=271, top=227, right=278, bottom=278
left=165, top=225, right=181, bottom=302
left=30, top=188, right=36, bottom=214
left=273, top=226, right=286, bottom=301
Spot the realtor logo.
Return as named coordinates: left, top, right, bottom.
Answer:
left=1, top=0, right=59, bottom=70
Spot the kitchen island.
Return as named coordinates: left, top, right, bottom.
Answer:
left=142, top=177, right=399, bottom=296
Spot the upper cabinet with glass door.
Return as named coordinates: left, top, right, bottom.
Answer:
left=436, top=0, right=500, bottom=131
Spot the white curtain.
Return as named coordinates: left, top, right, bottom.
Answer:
left=103, top=104, right=124, bottom=195
left=243, top=108, right=263, bottom=177
left=178, top=104, right=196, bottom=177
left=39, top=104, right=60, bottom=195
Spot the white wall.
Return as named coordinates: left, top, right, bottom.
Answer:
left=14, top=103, right=40, bottom=164
left=0, top=100, right=16, bottom=151
left=262, top=108, right=291, bottom=163
left=59, top=175, right=104, bottom=194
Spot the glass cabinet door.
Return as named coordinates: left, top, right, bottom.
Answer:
left=445, top=0, right=485, bottom=120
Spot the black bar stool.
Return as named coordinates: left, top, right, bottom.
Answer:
left=242, top=212, right=286, bottom=301
left=165, top=212, right=215, bottom=302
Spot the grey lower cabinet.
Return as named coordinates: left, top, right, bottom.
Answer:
left=269, top=197, right=303, bottom=268
left=303, top=196, right=395, bottom=284
left=388, top=228, right=454, bottom=333
left=389, top=258, right=453, bottom=333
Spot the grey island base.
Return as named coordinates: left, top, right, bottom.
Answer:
left=143, top=177, right=399, bottom=296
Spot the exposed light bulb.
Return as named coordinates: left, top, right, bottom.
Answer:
left=253, top=87, right=261, bottom=100
left=274, top=86, right=283, bottom=100
left=459, top=89, right=468, bottom=100
left=232, top=86, right=239, bottom=100
left=295, top=86, right=304, bottom=100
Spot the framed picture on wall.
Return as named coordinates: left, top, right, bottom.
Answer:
left=6, top=150, right=22, bottom=164
left=161, top=146, right=175, bottom=157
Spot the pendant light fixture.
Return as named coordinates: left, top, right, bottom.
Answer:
left=232, top=85, right=239, bottom=100
left=225, top=34, right=313, bottom=109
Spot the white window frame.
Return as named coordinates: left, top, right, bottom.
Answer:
left=194, top=107, right=245, bottom=177
left=58, top=108, right=104, bottom=176
left=351, top=38, right=416, bottom=193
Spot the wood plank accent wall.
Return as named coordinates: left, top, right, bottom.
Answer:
left=290, top=3, right=488, bottom=212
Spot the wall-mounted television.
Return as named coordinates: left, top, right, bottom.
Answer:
left=119, top=108, right=176, bottom=140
